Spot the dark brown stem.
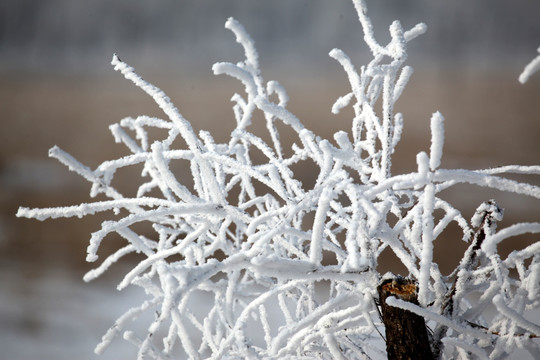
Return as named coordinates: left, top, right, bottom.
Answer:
left=377, top=276, right=434, bottom=360
left=433, top=200, right=503, bottom=358
left=465, top=320, right=539, bottom=338
left=432, top=200, right=503, bottom=358
left=441, top=200, right=501, bottom=316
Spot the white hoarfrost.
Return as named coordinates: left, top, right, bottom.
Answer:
left=17, top=0, right=540, bottom=359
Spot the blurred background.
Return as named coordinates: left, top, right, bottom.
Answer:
left=1, top=0, right=539, bottom=359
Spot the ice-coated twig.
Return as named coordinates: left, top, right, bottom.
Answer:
left=519, top=46, right=540, bottom=84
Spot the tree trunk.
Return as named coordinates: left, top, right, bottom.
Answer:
left=377, top=276, right=434, bottom=360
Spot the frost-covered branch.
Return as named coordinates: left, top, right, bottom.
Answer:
left=17, top=0, right=540, bottom=359
left=519, top=46, right=540, bottom=84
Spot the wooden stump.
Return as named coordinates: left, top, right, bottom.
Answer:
left=377, top=277, right=434, bottom=360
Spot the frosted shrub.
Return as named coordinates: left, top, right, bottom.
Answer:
left=17, top=0, right=540, bottom=358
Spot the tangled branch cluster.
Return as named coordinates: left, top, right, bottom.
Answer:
left=18, top=0, right=540, bottom=358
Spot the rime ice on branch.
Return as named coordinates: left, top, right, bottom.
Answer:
left=17, top=0, right=540, bottom=358
left=519, top=46, right=540, bottom=84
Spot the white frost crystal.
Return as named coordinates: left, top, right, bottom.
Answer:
left=17, top=0, right=540, bottom=358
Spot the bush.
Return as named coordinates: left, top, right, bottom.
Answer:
left=18, top=0, right=540, bottom=358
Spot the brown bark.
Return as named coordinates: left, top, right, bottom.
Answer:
left=377, top=277, right=434, bottom=360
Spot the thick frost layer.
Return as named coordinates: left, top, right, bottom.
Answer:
left=17, top=0, right=540, bottom=358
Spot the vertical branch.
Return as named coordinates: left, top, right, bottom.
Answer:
left=432, top=200, right=503, bottom=357
left=380, top=72, right=396, bottom=179
left=429, top=112, right=445, bottom=171
left=443, top=200, right=503, bottom=314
